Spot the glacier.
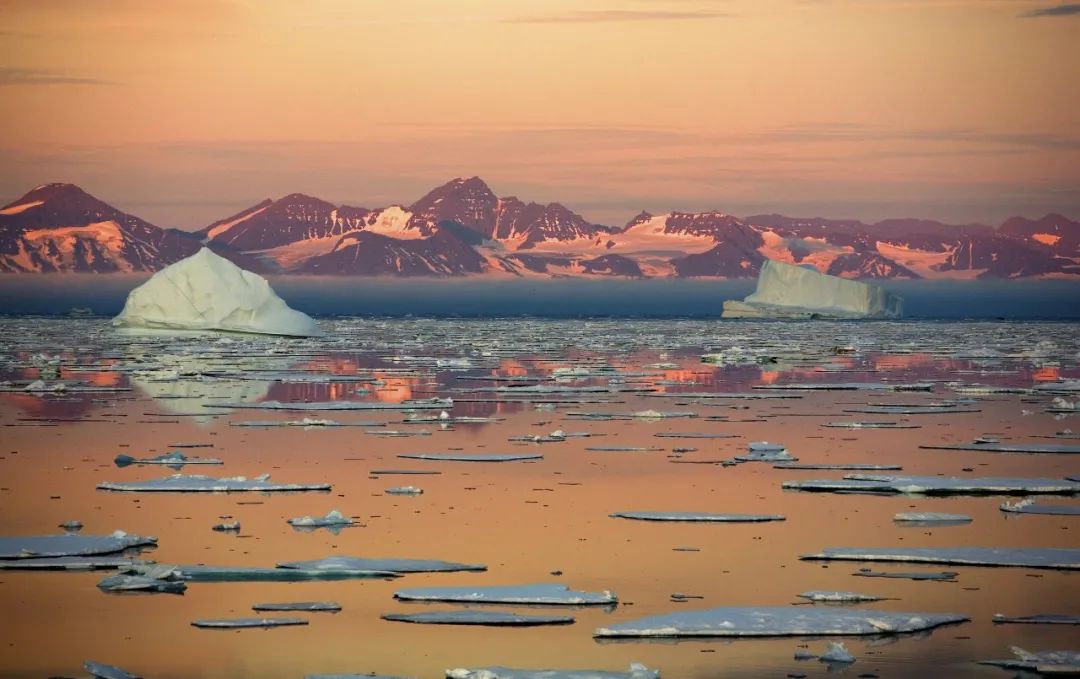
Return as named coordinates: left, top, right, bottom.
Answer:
left=112, top=248, right=321, bottom=337
left=722, top=259, right=903, bottom=319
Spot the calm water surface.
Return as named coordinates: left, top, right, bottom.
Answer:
left=0, top=318, right=1077, bottom=678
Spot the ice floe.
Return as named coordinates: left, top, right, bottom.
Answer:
left=593, top=606, right=965, bottom=637
left=398, top=453, right=541, bottom=462
left=446, top=664, right=658, bottom=679
left=192, top=617, right=309, bottom=629
left=992, top=614, right=1080, bottom=625
left=277, top=556, right=486, bottom=573
left=801, top=547, right=1080, bottom=569
left=782, top=474, right=1080, bottom=495
left=1000, top=499, right=1080, bottom=515
left=287, top=510, right=355, bottom=529
left=97, top=473, right=330, bottom=492
left=382, top=610, right=574, bottom=626
left=85, top=660, right=141, bottom=679
left=0, top=531, right=156, bottom=559
left=610, top=512, right=785, bottom=523
left=394, top=583, right=616, bottom=606
left=797, top=591, right=886, bottom=603
left=114, top=451, right=223, bottom=467
left=252, top=601, right=341, bottom=612
left=979, top=647, right=1080, bottom=674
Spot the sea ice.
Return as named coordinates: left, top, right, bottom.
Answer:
left=992, top=614, right=1080, bottom=625
left=801, top=547, right=1080, bottom=569
left=123, top=562, right=399, bottom=581
left=85, top=661, right=141, bottom=679
left=385, top=486, right=424, bottom=495
left=382, top=610, right=575, bottom=626
left=979, top=647, right=1080, bottom=673
left=97, top=473, right=330, bottom=492
left=819, top=641, right=855, bottom=663
left=114, top=451, right=222, bottom=467
left=191, top=618, right=309, bottom=629
left=1000, top=499, right=1080, bottom=516
left=797, top=591, right=885, bottom=603
left=593, top=606, right=965, bottom=637
left=398, top=453, right=542, bottom=462
left=775, top=463, right=902, bottom=471
left=893, top=512, right=972, bottom=524
left=112, top=248, right=321, bottom=337
left=0, top=531, right=156, bottom=559
left=394, top=583, right=616, bottom=605
left=97, top=573, right=187, bottom=594
left=215, top=398, right=452, bottom=411
left=0, top=555, right=136, bottom=570
left=853, top=570, right=957, bottom=581
left=288, top=510, right=355, bottom=528
left=919, top=442, right=1080, bottom=454
left=252, top=602, right=342, bottom=612
left=610, top=512, right=785, bottom=523
left=782, top=474, right=1080, bottom=495
left=721, top=260, right=903, bottom=319
left=446, top=664, right=658, bottom=679
left=277, top=556, right=486, bottom=573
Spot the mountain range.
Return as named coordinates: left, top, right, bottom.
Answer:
left=1, top=179, right=1077, bottom=279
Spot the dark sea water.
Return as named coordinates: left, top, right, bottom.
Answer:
left=1, top=276, right=1078, bottom=319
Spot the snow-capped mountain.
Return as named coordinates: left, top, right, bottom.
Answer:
left=2, top=180, right=1077, bottom=279
left=0, top=183, right=203, bottom=273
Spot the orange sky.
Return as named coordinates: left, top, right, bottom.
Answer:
left=1, top=0, right=1078, bottom=228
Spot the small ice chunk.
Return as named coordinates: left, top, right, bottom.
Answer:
left=819, top=641, right=855, bottom=663
left=385, top=486, right=423, bottom=495
left=287, top=509, right=355, bottom=528
left=382, top=610, right=574, bottom=626
left=893, top=512, right=972, bottom=524
left=59, top=520, right=83, bottom=531
left=395, top=583, right=616, bottom=605
left=114, top=451, right=223, bottom=467
left=212, top=521, right=240, bottom=532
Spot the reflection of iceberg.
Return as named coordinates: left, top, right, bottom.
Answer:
left=113, top=248, right=321, bottom=336
left=723, top=260, right=903, bottom=319
left=126, top=354, right=272, bottom=425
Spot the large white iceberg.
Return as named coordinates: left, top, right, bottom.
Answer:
left=113, top=248, right=321, bottom=337
left=723, top=260, right=903, bottom=319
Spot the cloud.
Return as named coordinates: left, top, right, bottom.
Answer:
left=504, top=9, right=728, bottom=23
left=0, top=68, right=114, bottom=86
left=1020, top=3, right=1080, bottom=17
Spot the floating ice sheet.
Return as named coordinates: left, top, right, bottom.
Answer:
left=231, top=418, right=384, bottom=427
left=114, top=451, right=223, bottom=467
left=893, top=512, right=972, bottom=524
left=919, top=443, right=1080, bottom=454
left=252, top=602, right=341, bottom=612
left=85, top=661, right=141, bottom=679
left=782, top=474, right=1080, bottom=495
left=797, top=591, right=886, bottom=603
left=97, top=474, right=330, bottom=493
left=398, top=453, right=541, bottom=462
left=993, top=614, right=1080, bottom=625
left=97, top=573, right=187, bottom=594
left=0, top=555, right=136, bottom=570
left=277, top=556, right=486, bottom=573
left=593, top=606, right=966, bottom=637
left=754, top=383, right=932, bottom=391
left=386, top=486, right=423, bottom=495
left=215, top=398, right=452, bottom=411
left=382, top=610, right=574, bottom=626
left=822, top=422, right=920, bottom=429
left=774, top=463, right=902, bottom=471
left=853, top=570, right=957, bottom=581
left=611, top=512, right=785, bottom=523
left=0, top=531, right=156, bottom=559
left=124, top=563, right=399, bottom=581
left=844, top=406, right=980, bottom=415
left=1000, top=500, right=1080, bottom=515
left=395, top=583, right=616, bottom=605
left=192, top=618, right=309, bottom=629
left=979, top=647, right=1080, bottom=673
left=446, top=665, right=658, bottom=679
left=802, top=547, right=1080, bottom=570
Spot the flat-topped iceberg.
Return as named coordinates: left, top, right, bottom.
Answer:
left=112, top=248, right=321, bottom=337
left=722, top=260, right=903, bottom=320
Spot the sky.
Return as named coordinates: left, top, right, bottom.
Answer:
left=0, top=0, right=1078, bottom=230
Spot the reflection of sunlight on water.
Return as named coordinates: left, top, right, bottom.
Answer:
left=371, top=373, right=414, bottom=403
left=1033, top=366, right=1061, bottom=382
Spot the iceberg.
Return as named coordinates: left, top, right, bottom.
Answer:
left=722, top=260, right=903, bottom=320
left=112, top=248, right=321, bottom=337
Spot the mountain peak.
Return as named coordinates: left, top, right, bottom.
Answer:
left=14, top=182, right=97, bottom=205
